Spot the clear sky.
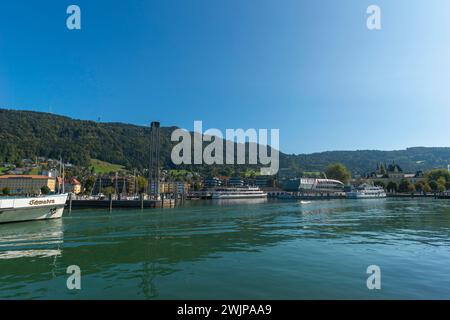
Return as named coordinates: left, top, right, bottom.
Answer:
left=1, top=0, right=449, bottom=154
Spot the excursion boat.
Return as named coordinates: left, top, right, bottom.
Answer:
left=346, top=184, right=386, bottom=199
left=0, top=194, right=68, bottom=224
left=211, top=186, right=267, bottom=199
left=298, top=178, right=345, bottom=193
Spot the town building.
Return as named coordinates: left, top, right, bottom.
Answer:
left=64, top=178, right=82, bottom=194
left=228, top=177, right=244, bottom=187
left=91, top=175, right=138, bottom=195
left=255, top=176, right=270, bottom=188
left=150, top=181, right=190, bottom=194
left=365, top=162, right=425, bottom=184
left=8, top=167, right=30, bottom=175
left=203, top=177, right=223, bottom=188
left=176, top=182, right=190, bottom=194
left=277, top=168, right=298, bottom=181
left=386, top=163, right=404, bottom=179
left=0, top=175, right=56, bottom=195
left=40, top=169, right=58, bottom=178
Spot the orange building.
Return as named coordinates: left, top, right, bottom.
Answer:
left=0, top=175, right=56, bottom=195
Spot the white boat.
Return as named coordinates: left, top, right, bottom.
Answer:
left=0, top=194, right=68, bottom=224
left=211, top=187, right=267, bottom=199
left=346, top=184, right=386, bottom=199
left=299, top=178, right=345, bottom=193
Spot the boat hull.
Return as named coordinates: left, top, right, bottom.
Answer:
left=347, top=193, right=386, bottom=199
left=211, top=194, right=267, bottom=199
left=0, top=194, right=67, bottom=224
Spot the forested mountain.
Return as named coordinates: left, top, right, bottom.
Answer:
left=282, top=148, right=450, bottom=175
left=0, top=109, right=175, bottom=170
left=1, top=109, right=449, bottom=175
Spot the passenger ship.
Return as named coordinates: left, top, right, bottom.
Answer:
left=0, top=194, right=68, bottom=224
left=346, top=184, right=386, bottom=199
left=211, top=186, right=267, bottom=199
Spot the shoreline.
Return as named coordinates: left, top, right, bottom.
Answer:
left=63, top=193, right=449, bottom=211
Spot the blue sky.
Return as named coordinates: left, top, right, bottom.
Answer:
left=1, top=0, right=449, bottom=154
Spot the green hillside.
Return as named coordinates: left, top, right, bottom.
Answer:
left=90, top=159, right=125, bottom=174
left=1, top=108, right=450, bottom=175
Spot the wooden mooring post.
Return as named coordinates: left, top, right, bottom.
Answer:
left=69, top=193, right=73, bottom=213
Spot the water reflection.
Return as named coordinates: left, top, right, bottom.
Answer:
left=211, top=198, right=268, bottom=206
left=0, top=219, right=63, bottom=260
left=63, top=200, right=450, bottom=283
left=1, top=199, right=450, bottom=299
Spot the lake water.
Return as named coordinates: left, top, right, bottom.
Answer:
left=1, top=198, right=450, bottom=299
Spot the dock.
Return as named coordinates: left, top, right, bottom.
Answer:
left=68, top=199, right=176, bottom=209
left=66, top=193, right=185, bottom=212
left=387, top=193, right=442, bottom=199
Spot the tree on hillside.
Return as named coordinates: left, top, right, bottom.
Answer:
left=416, top=181, right=431, bottom=194
left=102, top=186, right=116, bottom=195
left=398, top=180, right=415, bottom=193
left=325, top=163, right=352, bottom=184
left=415, top=181, right=431, bottom=193
left=414, top=181, right=424, bottom=192
left=437, top=177, right=447, bottom=192
left=386, top=181, right=398, bottom=193
left=380, top=164, right=387, bottom=176
left=429, top=180, right=438, bottom=192
left=437, top=177, right=446, bottom=184
left=136, top=176, right=148, bottom=193
left=83, top=176, right=97, bottom=195
left=422, top=181, right=432, bottom=193
left=40, top=185, right=51, bottom=195
left=426, top=169, right=450, bottom=183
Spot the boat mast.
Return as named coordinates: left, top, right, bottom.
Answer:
left=59, top=156, right=65, bottom=194
left=62, top=160, right=65, bottom=194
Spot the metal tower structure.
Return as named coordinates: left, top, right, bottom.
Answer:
left=149, top=121, right=161, bottom=199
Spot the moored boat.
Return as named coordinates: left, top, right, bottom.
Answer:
left=346, top=184, right=386, bottom=199
left=0, top=194, right=68, bottom=224
left=211, top=186, right=267, bottom=199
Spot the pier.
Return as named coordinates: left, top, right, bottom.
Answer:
left=68, top=199, right=177, bottom=209
left=387, top=193, right=443, bottom=199
left=66, top=193, right=185, bottom=212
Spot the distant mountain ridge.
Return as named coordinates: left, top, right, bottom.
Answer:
left=283, top=147, right=450, bottom=175
left=1, top=108, right=450, bottom=175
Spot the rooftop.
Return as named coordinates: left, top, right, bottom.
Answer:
left=0, top=175, right=54, bottom=180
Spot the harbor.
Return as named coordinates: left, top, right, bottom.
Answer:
left=66, top=195, right=182, bottom=210
left=1, top=197, right=450, bottom=299
left=2, top=0, right=450, bottom=306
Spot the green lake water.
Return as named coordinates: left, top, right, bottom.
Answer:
left=1, top=198, right=450, bottom=299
